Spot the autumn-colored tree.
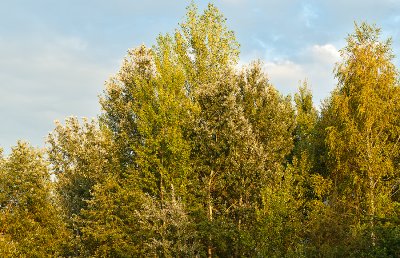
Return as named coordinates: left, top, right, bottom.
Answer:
left=321, top=22, right=400, bottom=253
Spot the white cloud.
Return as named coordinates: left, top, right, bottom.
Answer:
left=308, top=44, right=341, bottom=65
left=263, top=60, right=305, bottom=93
left=244, top=44, right=341, bottom=105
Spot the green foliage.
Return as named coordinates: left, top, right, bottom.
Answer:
left=175, top=3, right=240, bottom=88
left=293, top=81, right=318, bottom=160
left=99, top=45, right=155, bottom=167
left=191, top=73, right=265, bottom=255
left=79, top=172, right=199, bottom=257
left=238, top=61, right=295, bottom=173
left=0, top=142, right=71, bottom=257
left=2, top=4, right=400, bottom=258
left=79, top=174, right=144, bottom=257
left=135, top=190, right=201, bottom=257
left=47, top=117, right=119, bottom=256
left=48, top=117, right=116, bottom=219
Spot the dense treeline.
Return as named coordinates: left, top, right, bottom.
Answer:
left=1, top=3, right=400, bottom=257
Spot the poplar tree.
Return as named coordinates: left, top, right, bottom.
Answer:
left=99, top=45, right=154, bottom=168
left=48, top=118, right=116, bottom=219
left=192, top=73, right=265, bottom=256
left=175, top=3, right=239, bottom=91
left=100, top=41, right=194, bottom=200
left=174, top=4, right=268, bottom=256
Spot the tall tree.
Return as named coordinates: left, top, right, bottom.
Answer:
left=48, top=117, right=116, bottom=219
left=173, top=5, right=271, bottom=256
left=100, top=42, right=194, bottom=201
left=321, top=22, right=400, bottom=250
left=47, top=117, right=118, bottom=255
left=191, top=72, right=265, bottom=256
left=99, top=45, right=155, bottom=168
left=81, top=38, right=201, bottom=255
left=99, top=4, right=257, bottom=256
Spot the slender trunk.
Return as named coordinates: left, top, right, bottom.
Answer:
left=160, top=153, right=164, bottom=208
left=208, top=171, right=214, bottom=258
left=369, top=176, right=376, bottom=246
left=160, top=176, right=164, bottom=208
left=367, top=129, right=376, bottom=246
left=235, top=194, right=243, bottom=257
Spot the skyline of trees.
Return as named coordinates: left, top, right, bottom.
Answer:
left=1, top=3, right=399, bottom=257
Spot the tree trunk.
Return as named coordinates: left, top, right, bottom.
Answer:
left=369, top=176, right=376, bottom=246
left=207, top=171, right=214, bottom=258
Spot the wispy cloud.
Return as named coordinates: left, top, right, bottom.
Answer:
left=301, top=3, right=318, bottom=28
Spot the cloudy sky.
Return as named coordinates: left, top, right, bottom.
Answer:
left=1, top=0, right=400, bottom=152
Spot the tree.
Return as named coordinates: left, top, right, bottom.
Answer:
left=78, top=174, right=145, bottom=257
left=191, top=73, right=266, bottom=256
left=172, top=4, right=274, bottom=256
left=100, top=42, right=194, bottom=201
left=321, top=22, right=400, bottom=250
left=175, top=3, right=240, bottom=91
left=135, top=189, right=200, bottom=257
left=48, top=117, right=116, bottom=218
left=237, top=61, right=295, bottom=175
left=99, top=45, right=155, bottom=169
left=0, top=142, right=71, bottom=257
left=99, top=4, right=259, bottom=256
left=87, top=16, right=199, bottom=257
left=47, top=117, right=118, bottom=255
left=292, top=80, right=318, bottom=160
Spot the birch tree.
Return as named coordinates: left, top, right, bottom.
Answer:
left=322, top=23, right=400, bottom=250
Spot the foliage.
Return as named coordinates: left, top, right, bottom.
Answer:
left=1, top=4, right=399, bottom=258
left=321, top=22, right=400, bottom=250
left=0, top=142, right=71, bottom=257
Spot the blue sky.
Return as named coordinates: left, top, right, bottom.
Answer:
left=1, top=0, right=400, bottom=153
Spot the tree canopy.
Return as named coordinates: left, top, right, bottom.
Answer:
left=1, top=4, right=400, bottom=258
